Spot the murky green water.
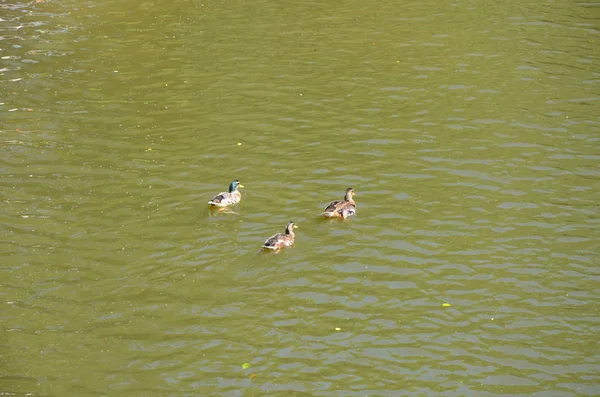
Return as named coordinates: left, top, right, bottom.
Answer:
left=3, top=0, right=599, bottom=395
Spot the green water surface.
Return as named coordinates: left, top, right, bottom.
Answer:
left=2, top=0, right=599, bottom=396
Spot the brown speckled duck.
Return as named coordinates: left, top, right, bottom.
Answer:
left=322, top=187, right=356, bottom=219
left=262, top=221, right=298, bottom=251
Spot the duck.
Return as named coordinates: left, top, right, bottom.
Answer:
left=262, top=221, right=298, bottom=250
left=322, top=187, right=356, bottom=218
left=208, top=180, right=243, bottom=207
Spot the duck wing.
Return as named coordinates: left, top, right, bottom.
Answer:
left=324, top=200, right=343, bottom=213
left=209, top=192, right=229, bottom=204
left=263, top=233, right=283, bottom=248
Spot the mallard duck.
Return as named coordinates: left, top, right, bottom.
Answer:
left=323, top=187, right=356, bottom=218
left=262, top=221, right=298, bottom=250
left=208, top=180, right=243, bottom=207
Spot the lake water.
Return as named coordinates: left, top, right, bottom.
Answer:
left=2, top=0, right=599, bottom=396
